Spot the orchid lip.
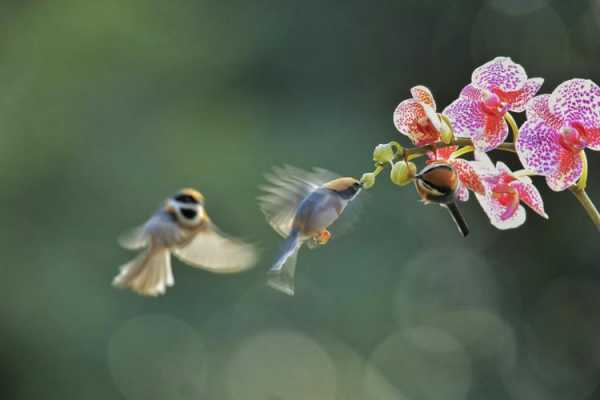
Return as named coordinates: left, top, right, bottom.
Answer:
left=559, top=123, right=588, bottom=153
left=480, top=90, right=509, bottom=116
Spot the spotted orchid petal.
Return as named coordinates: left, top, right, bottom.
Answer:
left=586, top=127, right=600, bottom=150
left=410, top=86, right=436, bottom=110
left=503, top=78, right=544, bottom=112
left=516, top=118, right=562, bottom=176
left=549, top=79, right=600, bottom=128
left=525, top=94, right=562, bottom=129
left=545, top=149, right=583, bottom=192
left=459, top=84, right=482, bottom=101
left=472, top=57, right=528, bottom=92
left=427, top=145, right=457, bottom=162
left=394, top=99, right=423, bottom=138
left=456, top=183, right=469, bottom=202
left=451, top=158, right=485, bottom=195
left=444, top=97, right=508, bottom=152
left=393, top=99, right=440, bottom=146
left=510, top=180, right=548, bottom=218
left=475, top=190, right=526, bottom=230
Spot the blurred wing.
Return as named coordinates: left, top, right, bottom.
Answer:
left=258, top=165, right=338, bottom=238
left=172, top=224, right=258, bottom=273
left=118, top=226, right=148, bottom=250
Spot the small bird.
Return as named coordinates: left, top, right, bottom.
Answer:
left=259, top=166, right=362, bottom=295
left=113, top=188, right=257, bottom=296
left=414, top=162, right=470, bottom=237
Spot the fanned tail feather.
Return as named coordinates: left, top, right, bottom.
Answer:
left=112, top=249, right=173, bottom=296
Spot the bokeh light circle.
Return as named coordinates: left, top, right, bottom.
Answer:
left=364, top=326, right=472, bottom=400
left=108, top=314, right=207, bottom=400
left=227, top=330, right=337, bottom=400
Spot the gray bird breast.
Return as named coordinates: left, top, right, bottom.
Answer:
left=144, top=209, right=188, bottom=248
left=293, top=189, right=345, bottom=237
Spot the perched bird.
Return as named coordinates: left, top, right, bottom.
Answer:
left=113, top=188, right=257, bottom=296
left=259, top=166, right=362, bottom=295
left=415, top=162, right=470, bottom=237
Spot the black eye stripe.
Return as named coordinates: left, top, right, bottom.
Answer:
left=174, top=194, right=198, bottom=204
left=180, top=208, right=198, bottom=220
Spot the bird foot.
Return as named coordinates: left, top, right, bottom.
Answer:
left=313, top=229, right=331, bottom=245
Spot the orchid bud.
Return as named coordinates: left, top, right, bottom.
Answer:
left=390, top=160, right=416, bottom=186
left=360, top=172, right=376, bottom=189
left=373, top=143, right=396, bottom=164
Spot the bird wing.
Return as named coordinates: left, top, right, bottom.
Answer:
left=258, top=165, right=338, bottom=238
left=172, top=223, right=257, bottom=273
left=118, top=225, right=149, bottom=250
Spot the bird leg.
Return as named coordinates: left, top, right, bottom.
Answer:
left=313, top=229, right=331, bottom=245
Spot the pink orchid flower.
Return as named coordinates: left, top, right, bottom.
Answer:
left=393, top=85, right=444, bottom=146
left=472, top=151, right=548, bottom=230
left=516, top=79, right=600, bottom=191
left=426, top=146, right=486, bottom=201
left=444, top=57, right=543, bottom=152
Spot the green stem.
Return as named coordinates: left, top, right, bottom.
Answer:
left=405, top=138, right=517, bottom=160
left=570, top=187, right=600, bottom=232
left=576, top=151, right=588, bottom=191
left=504, top=112, right=520, bottom=142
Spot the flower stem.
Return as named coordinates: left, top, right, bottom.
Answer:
left=405, top=138, right=516, bottom=160
left=504, top=112, right=520, bottom=142
left=570, top=187, right=600, bottom=232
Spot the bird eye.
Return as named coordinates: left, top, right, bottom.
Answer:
left=174, top=194, right=198, bottom=204
left=179, top=208, right=198, bottom=220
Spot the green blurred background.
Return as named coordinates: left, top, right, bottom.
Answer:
left=2, top=0, right=600, bottom=399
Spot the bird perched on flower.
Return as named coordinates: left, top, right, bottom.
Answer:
left=414, top=162, right=470, bottom=237
left=113, top=188, right=257, bottom=296
left=259, top=166, right=362, bottom=295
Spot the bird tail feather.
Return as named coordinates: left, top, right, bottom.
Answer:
left=112, top=248, right=173, bottom=296
left=268, top=231, right=301, bottom=295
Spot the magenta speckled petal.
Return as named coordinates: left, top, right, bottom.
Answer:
left=452, top=158, right=486, bottom=195
left=472, top=114, right=509, bottom=152
left=472, top=57, right=528, bottom=92
left=545, top=149, right=583, bottom=192
left=525, top=94, right=563, bottom=129
left=549, top=79, right=600, bottom=128
left=443, top=97, right=484, bottom=139
left=411, top=86, right=436, bottom=110
left=516, top=119, right=561, bottom=176
left=509, top=78, right=544, bottom=112
left=586, top=127, right=600, bottom=150
left=456, top=183, right=469, bottom=202
left=511, top=180, right=548, bottom=218
left=475, top=190, right=526, bottom=230
left=459, top=84, right=483, bottom=101
left=393, top=99, right=423, bottom=138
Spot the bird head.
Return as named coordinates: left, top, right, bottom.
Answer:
left=325, top=177, right=363, bottom=200
left=166, top=188, right=206, bottom=227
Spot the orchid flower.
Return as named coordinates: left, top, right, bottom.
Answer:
left=393, top=86, right=446, bottom=146
left=444, top=57, right=543, bottom=152
left=516, top=79, right=600, bottom=191
left=472, top=151, right=548, bottom=230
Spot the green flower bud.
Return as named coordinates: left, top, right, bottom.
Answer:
left=373, top=143, right=396, bottom=164
left=439, top=115, right=454, bottom=144
left=360, top=172, right=376, bottom=189
left=390, top=161, right=416, bottom=186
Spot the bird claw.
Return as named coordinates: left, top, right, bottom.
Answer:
left=313, top=229, right=331, bottom=246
